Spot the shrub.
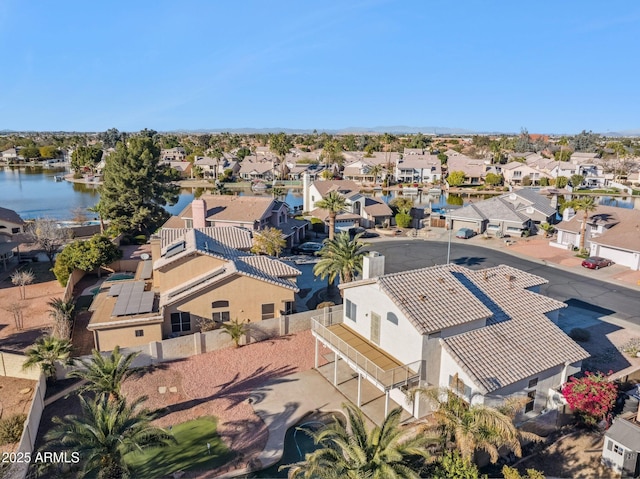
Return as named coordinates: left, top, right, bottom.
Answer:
left=0, top=414, right=27, bottom=445
left=310, top=217, right=325, bottom=233
left=395, top=213, right=411, bottom=228
left=561, top=371, right=617, bottom=425
left=569, top=328, right=591, bottom=342
left=134, top=234, right=147, bottom=245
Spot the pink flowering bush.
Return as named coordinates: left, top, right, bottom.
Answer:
left=561, top=371, right=618, bottom=425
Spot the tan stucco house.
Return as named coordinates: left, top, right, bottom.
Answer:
left=87, top=227, right=301, bottom=351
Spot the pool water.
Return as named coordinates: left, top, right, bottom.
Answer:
left=250, top=413, right=339, bottom=478
left=106, top=273, right=135, bottom=281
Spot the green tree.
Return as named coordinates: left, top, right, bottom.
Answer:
left=555, top=176, right=568, bottom=189
left=522, top=176, right=532, bottom=186
left=314, top=191, right=347, bottom=241
left=269, top=132, right=292, bottom=159
left=98, top=128, right=123, bottom=149
left=68, top=346, right=142, bottom=402
left=20, top=145, right=40, bottom=159
left=369, top=164, right=383, bottom=185
left=251, top=226, right=286, bottom=257
left=431, top=451, right=480, bottom=479
left=97, top=136, right=179, bottom=235
left=390, top=197, right=414, bottom=215
left=411, top=387, right=540, bottom=464
left=554, top=149, right=572, bottom=162
left=71, top=146, right=103, bottom=173
left=53, top=235, right=121, bottom=286
left=313, top=232, right=367, bottom=286
left=23, top=336, right=73, bottom=382
left=447, top=171, right=466, bottom=187
left=283, top=403, right=435, bottom=479
left=437, top=152, right=448, bottom=165
left=484, top=173, right=503, bottom=186
left=220, top=319, right=248, bottom=348
left=570, top=174, right=584, bottom=188
left=39, top=145, right=59, bottom=159
left=45, top=395, right=174, bottom=479
left=502, top=465, right=546, bottom=479
left=571, top=197, right=598, bottom=252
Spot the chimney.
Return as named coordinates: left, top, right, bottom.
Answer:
left=192, top=199, right=207, bottom=229
left=563, top=206, right=575, bottom=222
left=362, top=251, right=385, bottom=280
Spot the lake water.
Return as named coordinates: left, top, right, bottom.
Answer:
left=1, top=167, right=637, bottom=221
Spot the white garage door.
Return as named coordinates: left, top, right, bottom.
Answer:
left=597, top=246, right=635, bottom=269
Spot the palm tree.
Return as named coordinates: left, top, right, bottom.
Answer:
left=573, top=197, right=598, bottom=252
left=369, top=164, right=382, bottom=186
left=314, top=232, right=367, bottom=289
left=45, top=395, right=174, bottom=479
left=272, top=186, right=285, bottom=198
left=220, top=319, right=248, bottom=348
left=68, top=346, right=142, bottom=401
left=47, top=297, right=76, bottom=340
left=282, top=403, right=435, bottom=479
left=251, top=226, right=286, bottom=257
left=314, top=191, right=347, bottom=240
left=23, top=335, right=73, bottom=382
left=410, top=387, right=540, bottom=464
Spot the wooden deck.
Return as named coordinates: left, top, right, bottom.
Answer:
left=327, top=323, right=403, bottom=371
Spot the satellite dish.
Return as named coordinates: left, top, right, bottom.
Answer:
left=140, top=253, right=150, bottom=260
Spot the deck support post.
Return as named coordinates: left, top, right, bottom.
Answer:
left=314, top=337, right=318, bottom=369
left=357, top=373, right=362, bottom=407
left=385, top=390, right=390, bottom=417
left=334, top=353, right=338, bottom=386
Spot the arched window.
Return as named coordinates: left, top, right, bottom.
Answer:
left=387, top=312, right=398, bottom=325
left=212, top=300, right=229, bottom=309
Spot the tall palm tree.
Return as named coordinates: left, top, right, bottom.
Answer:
left=23, top=335, right=73, bottom=382
left=282, top=403, right=435, bottom=479
left=45, top=395, right=174, bottom=479
left=411, top=387, right=540, bottom=464
left=47, top=297, right=76, bottom=340
left=314, top=232, right=367, bottom=287
left=369, top=164, right=382, bottom=186
left=314, top=191, right=347, bottom=240
left=572, top=197, right=598, bottom=252
left=68, top=346, right=142, bottom=401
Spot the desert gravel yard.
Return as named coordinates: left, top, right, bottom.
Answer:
left=122, top=330, right=329, bottom=469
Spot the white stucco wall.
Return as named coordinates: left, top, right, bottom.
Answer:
left=602, top=437, right=626, bottom=473
left=343, top=284, right=423, bottom=366
left=592, top=244, right=640, bottom=271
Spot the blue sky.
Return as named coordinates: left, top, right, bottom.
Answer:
left=1, top=1, right=639, bottom=133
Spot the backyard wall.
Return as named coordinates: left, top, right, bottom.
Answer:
left=0, top=352, right=46, bottom=479
left=62, top=268, right=86, bottom=303
left=71, top=306, right=343, bottom=369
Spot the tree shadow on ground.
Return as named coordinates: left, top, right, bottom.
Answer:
left=0, top=327, right=49, bottom=352
left=453, top=256, right=486, bottom=267
left=157, top=364, right=298, bottom=417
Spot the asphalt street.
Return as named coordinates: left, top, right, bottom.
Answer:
left=366, top=240, right=640, bottom=327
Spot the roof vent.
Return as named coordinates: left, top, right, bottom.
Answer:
left=438, top=277, right=445, bottom=284
left=419, top=294, right=427, bottom=301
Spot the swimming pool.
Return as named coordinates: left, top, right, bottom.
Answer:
left=106, top=273, right=135, bottom=282
left=250, top=412, right=341, bottom=478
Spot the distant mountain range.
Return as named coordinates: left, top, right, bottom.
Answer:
left=2, top=127, right=639, bottom=136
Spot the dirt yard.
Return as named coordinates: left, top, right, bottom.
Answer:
left=121, top=330, right=329, bottom=473
left=0, top=263, right=64, bottom=352
left=515, top=430, right=615, bottom=478
left=0, top=376, right=37, bottom=452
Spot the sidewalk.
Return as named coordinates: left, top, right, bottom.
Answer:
left=367, top=228, right=640, bottom=292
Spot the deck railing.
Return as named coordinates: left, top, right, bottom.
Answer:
left=311, top=314, right=421, bottom=390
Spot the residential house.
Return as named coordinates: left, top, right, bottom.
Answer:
left=342, top=159, right=386, bottom=184
left=194, top=155, right=240, bottom=179
left=87, top=227, right=301, bottom=351
left=312, top=254, right=588, bottom=418
left=394, top=155, right=442, bottom=184
left=169, top=161, right=192, bottom=178
left=498, top=189, right=558, bottom=225
left=160, top=147, right=187, bottom=162
left=1, top=148, right=19, bottom=163
left=238, top=157, right=276, bottom=181
left=163, top=195, right=308, bottom=247
left=502, top=162, right=551, bottom=186
left=602, top=411, right=640, bottom=477
left=0, top=207, right=26, bottom=238
left=446, top=197, right=533, bottom=237
left=303, top=178, right=393, bottom=230
left=551, top=205, right=640, bottom=269
left=446, top=155, right=488, bottom=185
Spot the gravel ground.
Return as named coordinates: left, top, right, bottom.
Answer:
left=0, top=377, right=37, bottom=453
left=121, top=330, right=329, bottom=471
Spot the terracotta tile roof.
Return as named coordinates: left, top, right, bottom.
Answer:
left=312, top=180, right=360, bottom=197
left=448, top=197, right=530, bottom=223
left=501, top=189, right=557, bottom=217
left=159, top=226, right=253, bottom=252
left=589, top=208, right=640, bottom=252
left=556, top=205, right=631, bottom=234
left=0, top=207, right=24, bottom=225
left=309, top=208, right=362, bottom=222
left=161, top=215, right=185, bottom=229
left=178, top=195, right=275, bottom=224
left=363, top=198, right=393, bottom=217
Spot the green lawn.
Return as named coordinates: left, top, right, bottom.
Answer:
left=125, top=416, right=231, bottom=478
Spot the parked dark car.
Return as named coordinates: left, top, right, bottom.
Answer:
left=348, top=227, right=379, bottom=239
left=581, top=256, right=613, bottom=269
left=291, top=242, right=324, bottom=255
left=455, top=228, right=476, bottom=239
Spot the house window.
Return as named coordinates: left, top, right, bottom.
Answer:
left=525, top=390, right=536, bottom=413
left=261, top=303, right=275, bottom=320
left=170, top=312, right=191, bottom=333
left=345, top=299, right=357, bottom=321
left=11, top=227, right=20, bottom=234
left=488, top=224, right=500, bottom=230
left=387, top=312, right=398, bottom=325
left=185, top=219, right=193, bottom=228
left=613, top=444, right=624, bottom=455
left=528, top=378, right=538, bottom=389
left=283, top=301, right=295, bottom=315
left=213, top=311, right=230, bottom=322
left=449, top=375, right=471, bottom=399
left=212, top=300, right=229, bottom=309
left=135, top=330, right=144, bottom=337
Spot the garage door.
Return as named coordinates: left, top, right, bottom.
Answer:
left=596, top=246, right=635, bottom=269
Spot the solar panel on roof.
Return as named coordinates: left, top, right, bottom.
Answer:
left=112, top=281, right=154, bottom=316
left=140, top=260, right=153, bottom=280
left=165, top=241, right=185, bottom=258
